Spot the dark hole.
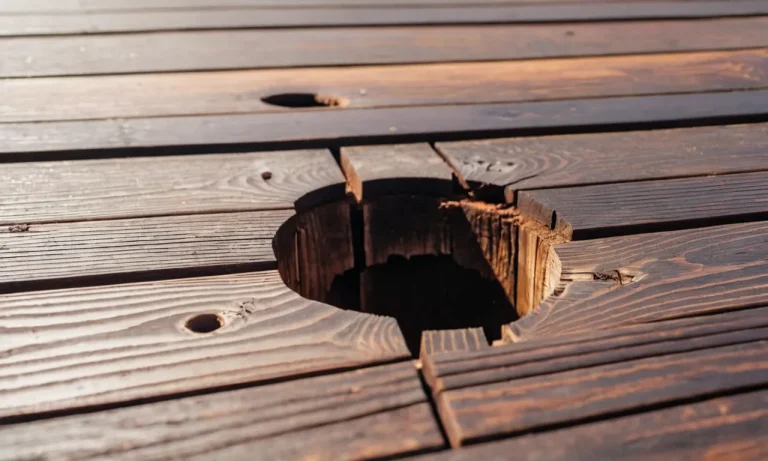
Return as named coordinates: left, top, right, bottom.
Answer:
left=328, top=255, right=517, bottom=356
left=185, top=314, right=223, bottom=333
left=261, top=93, right=345, bottom=109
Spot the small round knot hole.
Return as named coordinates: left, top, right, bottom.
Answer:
left=261, top=93, right=346, bottom=109
left=185, top=314, right=223, bottom=333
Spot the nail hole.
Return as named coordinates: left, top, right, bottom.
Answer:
left=185, top=314, right=223, bottom=333
left=261, top=93, right=347, bottom=109
left=261, top=171, right=273, bottom=181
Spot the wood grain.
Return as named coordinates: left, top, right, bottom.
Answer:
left=420, top=328, right=489, bottom=359
left=0, top=210, right=292, bottom=293
left=0, top=271, right=409, bottom=421
left=423, top=306, right=768, bottom=392
left=4, top=90, right=768, bottom=156
left=4, top=2, right=768, bottom=36
left=0, top=362, right=442, bottom=460
left=411, top=390, right=768, bottom=460
left=341, top=143, right=453, bottom=201
left=437, top=341, right=768, bottom=446
left=518, top=170, right=768, bottom=239
left=0, top=150, right=344, bottom=225
left=438, top=122, right=768, bottom=199
left=510, top=221, right=768, bottom=341
left=4, top=49, right=766, bottom=123
left=0, top=0, right=732, bottom=13
left=3, top=17, right=768, bottom=77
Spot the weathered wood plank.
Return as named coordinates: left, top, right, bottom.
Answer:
left=341, top=143, right=453, bottom=201
left=0, top=210, right=291, bottom=293
left=436, top=341, right=768, bottom=446
left=510, top=221, right=768, bottom=341
left=423, top=306, right=768, bottom=392
left=4, top=91, right=768, bottom=156
left=518, top=170, right=768, bottom=239
left=4, top=49, right=766, bottom=123
left=4, top=2, right=768, bottom=36
left=0, top=271, right=409, bottom=421
left=411, top=390, right=768, bottom=460
left=3, top=18, right=767, bottom=77
left=438, top=122, right=768, bottom=199
left=0, top=362, right=442, bottom=460
left=0, top=0, right=755, bottom=13
left=420, top=328, right=489, bottom=358
left=0, top=150, right=344, bottom=225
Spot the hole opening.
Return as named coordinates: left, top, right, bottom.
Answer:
left=261, top=93, right=347, bottom=109
left=185, top=314, right=223, bottom=333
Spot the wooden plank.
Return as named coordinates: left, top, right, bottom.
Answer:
left=4, top=90, right=768, bottom=156
left=3, top=18, right=768, bottom=77
left=0, top=0, right=754, bottom=13
left=0, top=362, right=442, bottom=460
left=517, top=170, right=768, bottom=239
left=412, top=390, right=768, bottom=460
left=4, top=49, right=766, bottom=123
left=0, top=271, right=409, bottom=421
left=341, top=143, right=453, bottom=201
left=0, top=150, right=344, bottom=225
left=420, top=328, right=489, bottom=358
left=0, top=210, right=292, bottom=293
left=436, top=341, right=768, bottom=446
left=423, top=306, right=768, bottom=392
left=437, top=122, right=768, bottom=200
left=5, top=2, right=768, bottom=36
left=510, top=221, right=768, bottom=341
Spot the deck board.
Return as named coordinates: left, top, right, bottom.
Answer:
left=3, top=18, right=767, bottom=77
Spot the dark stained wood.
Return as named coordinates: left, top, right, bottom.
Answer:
left=341, top=143, right=453, bottom=201
left=423, top=306, right=768, bottom=392
left=4, top=90, right=768, bottom=156
left=0, top=361, right=443, bottom=460
left=412, top=390, right=768, bottom=460
left=518, top=170, right=768, bottom=239
left=510, top=221, right=768, bottom=341
left=5, top=2, right=768, bottom=36
left=4, top=49, right=766, bottom=123
left=436, top=341, right=768, bottom=446
left=0, top=150, right=344, bottom=225
left=437, top=122, right=768, bottom=199
left=0, top=271, right=409, bottom=421
left=0, top=210, right=292, bottom=293
left=4, top=18, right=768, bottom=77
left=420, top=328, right=489, bottom=359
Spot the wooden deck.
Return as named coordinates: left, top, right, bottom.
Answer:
left=1, top=1, right=767, bottom=459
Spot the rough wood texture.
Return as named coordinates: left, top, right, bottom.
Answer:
left=0, top=361, right=443, bottom=460
left=5, top=90, right=768, bottom=156
left=4, top=49, right=767, bottom=123
left=509, top=221, right=768, bottom=341
left=420, top=328, right=489, bottom=358
left=5, top=2, right=768, bottom=36
left=3, top=17, right=767, bottom=77
left=436, top=341, right=768, bottom=446
left=438, top=122, right=768, bottom=199
left=411, top=390, right=768, bottom=460
left=518, top=170, right=768, bottom=239
left=0, top=210, right=292, bottom=293
left=0, top=271, right=409, bottom=421
left=341, top=143, right=453, bottom=201
left=423, top=306, right=768, bottom=392
left=0, top=150, right=344, bottom=225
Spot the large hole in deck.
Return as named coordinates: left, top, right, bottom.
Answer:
left=274, top=196, right=519, bottom=356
